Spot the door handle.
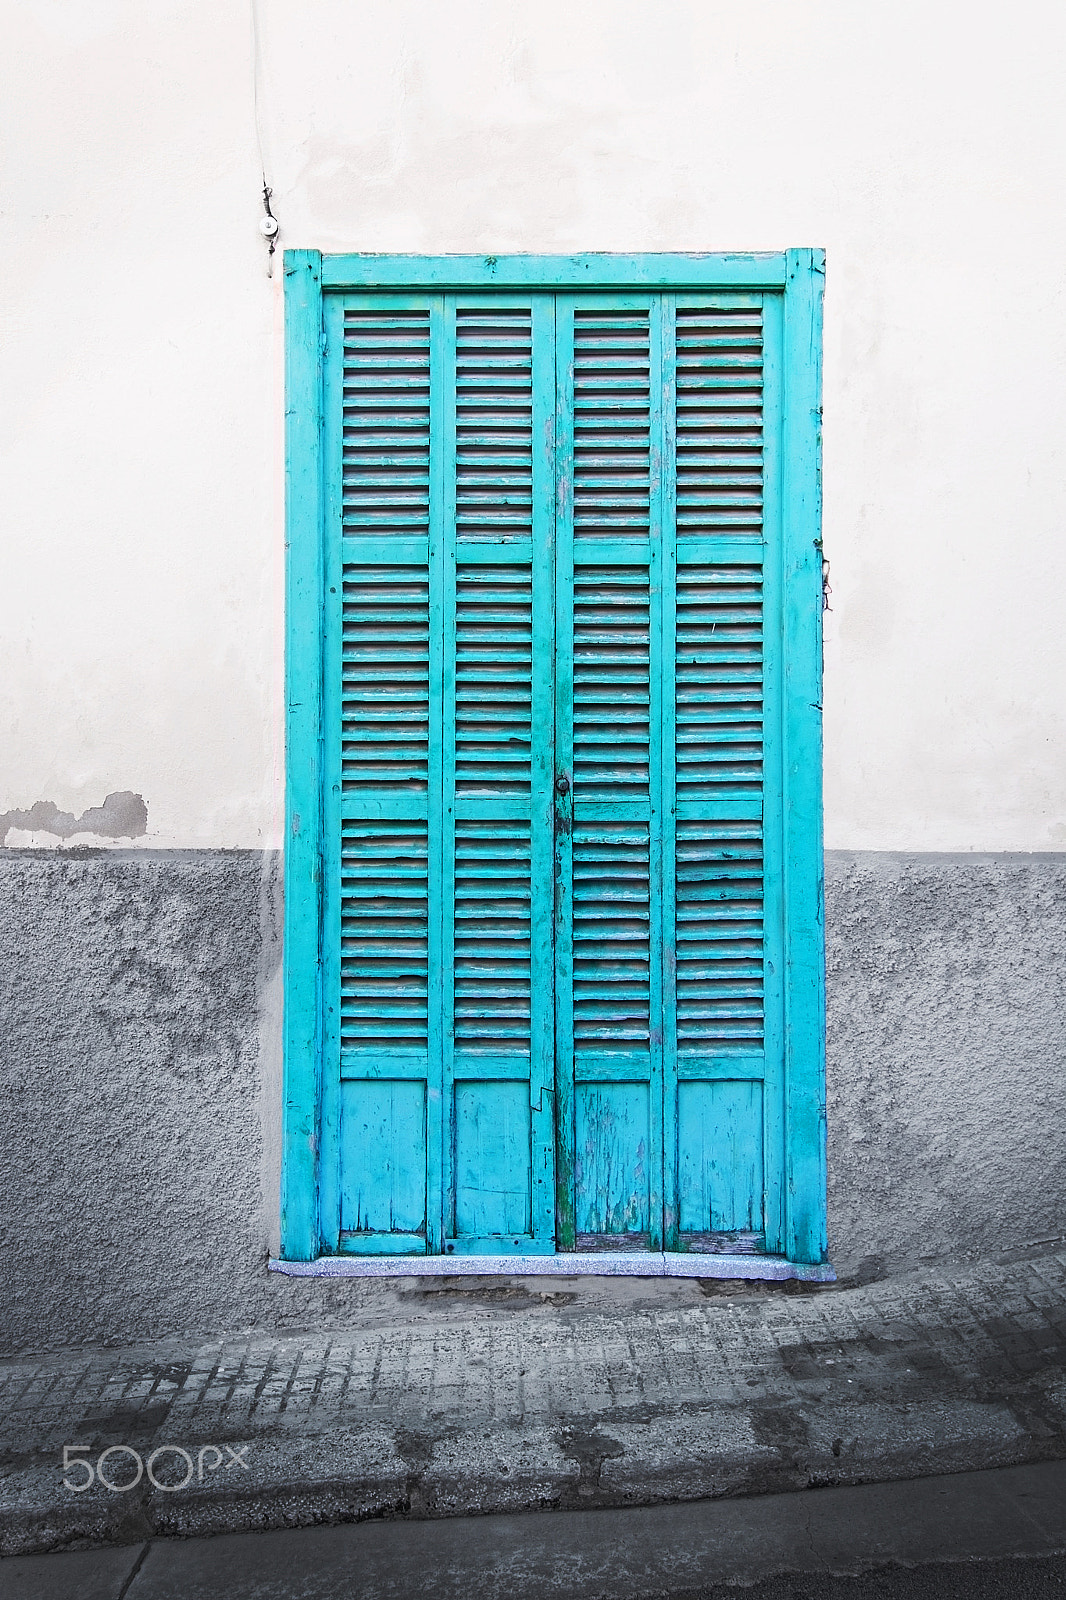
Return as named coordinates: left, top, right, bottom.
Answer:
left=554, top=772, right=572, bottom=839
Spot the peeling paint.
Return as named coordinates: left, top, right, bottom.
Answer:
left=0, top=791, right=147, bottom=847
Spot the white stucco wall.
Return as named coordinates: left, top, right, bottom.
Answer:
left=4, top=0, right=1065, bottom=851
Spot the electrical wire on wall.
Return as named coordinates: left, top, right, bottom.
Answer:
left=251, top=0, right=279, bottom=273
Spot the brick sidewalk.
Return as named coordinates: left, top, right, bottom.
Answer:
left=2, top=1250, right=1064, bottom=1556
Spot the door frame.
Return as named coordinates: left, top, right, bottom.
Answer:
left=280, top=251, right=826, bottom=1266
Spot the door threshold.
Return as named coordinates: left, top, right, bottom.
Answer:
left=268, top=1252, right=835, bottom=1282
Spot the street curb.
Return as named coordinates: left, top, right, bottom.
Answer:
left=3, top=1461, right=1066, bottom=1600
left=4, top=1423, right=1066, bottom=1557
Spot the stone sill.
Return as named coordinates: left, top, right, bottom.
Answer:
left=268, top=1253, right=836, bottom=1282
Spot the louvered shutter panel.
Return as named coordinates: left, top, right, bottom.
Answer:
left=321, top=293, right=556, bottom=1255
left=555, top=292, right=779, bottom=1254
left=441, top=298, right=556, bottom=1251
left=321, top=297, right=439, bottom=1253
left=668, top=296, right=775, bottom=1252
left=555, top=297, right=662, bottom=1248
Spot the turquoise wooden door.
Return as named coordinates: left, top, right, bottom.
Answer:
left=309, top=275, right=802, bottom=1260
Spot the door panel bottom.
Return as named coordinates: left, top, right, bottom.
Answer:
left=443, top=1237, right=556, bottom=1256
left=679, top=1230, right=765, bottom=1255
left=339, top=1232, right=427, bottom=1255
left=574, top=1232, right=655, bottom=1254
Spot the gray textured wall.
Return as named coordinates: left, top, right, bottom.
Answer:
left=1, top=849, right=1064, bottom=1352
left=0, top=851, right=283, bottom=1353
left=825, top=851, right=1066, bottom=1281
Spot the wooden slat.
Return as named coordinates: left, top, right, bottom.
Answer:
left=674, top=562, right=763, bottom=807
left=341, top=306, right=431, bottom=539
left=675, top=300, right=765, bottom=543
left=574, top=1052, right=653, bottom=1082
left=675, top=820, right=765, bottom=1052
left=340, top=1232, right=427, bottom=1256
left=341, top=564, right=430, bottom=794
left=572, top=564, right=650, bottom=805
left=340, top=1051, right=427, bottom=1079
left=455, top=304, right=533, bottom=542
left=339, top=820, right=429, bottom=1051
left=572, top=307, right=651, bottom=542
left=675, top=1054, right=765, bottom=1081
left=571, top=824, right=651, bottom=1050
left=453, top=821, right=532, bottom=1048
left=454, top=564, right=533, bottom=797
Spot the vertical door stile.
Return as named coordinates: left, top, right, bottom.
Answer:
left=758, top=289, right=786, bottom=1256
left=319, top=290, right=345, bottom=1252
left=434, top=296, right=455, bottom=1253
left=646, top=295, right=668, bottom=1251
left=655, top=295, right=679, bottom=1251
left=282, top=250, right=325, bottom=1263
left=530, top=293, right=558, bottom=1244
left=553, top=296, right=577, bottom=1249
left=780, top=251, right=827, bottom=1267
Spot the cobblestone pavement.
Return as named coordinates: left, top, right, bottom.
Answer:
left=1, top=1250, right=1064, bottom=1556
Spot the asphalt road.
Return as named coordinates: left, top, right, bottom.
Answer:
left=710, top=1557, right=1066, bottom=1600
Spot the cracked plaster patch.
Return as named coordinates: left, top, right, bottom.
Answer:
left=0, top=791, right=147, bottom=847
